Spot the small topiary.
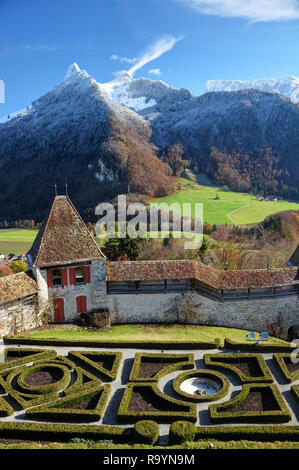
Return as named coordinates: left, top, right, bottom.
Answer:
left=134, top=420, right=160, bottom=445
left=169, top=420, right=196, bottom=445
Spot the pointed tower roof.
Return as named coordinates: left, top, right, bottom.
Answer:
left=27, top=196, right=105, bottom=268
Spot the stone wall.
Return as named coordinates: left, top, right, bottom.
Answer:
left=107, top=291, right=299, bottom=339
left=40, top=260, right=108, bottom=322
left=0, top=295, right=38, bottom=337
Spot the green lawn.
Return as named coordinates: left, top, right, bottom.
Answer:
left=150, top=178, right=299, bottom=225
left=0, top=229, right=38, bottom=256
left=12, top=324, right=289, bottom=346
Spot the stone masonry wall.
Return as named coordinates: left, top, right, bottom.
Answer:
left=108, top=291, right=299, bottom=339
left=0, top=296, right=38, bottom=337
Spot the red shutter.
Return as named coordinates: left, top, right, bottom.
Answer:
left=62, top=268, right=68, bottom=286
left=76, top=296, right=87, bottom=314
left=85, top=266, right=90, bottom=284
left=47, top=269, right=52, bottom=288
left=69, top=267, right=75, bottom=285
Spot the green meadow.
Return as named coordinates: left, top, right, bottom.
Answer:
left=0, top=229, right=38, bottom=256
left=150, top=178, right=299, bottom=225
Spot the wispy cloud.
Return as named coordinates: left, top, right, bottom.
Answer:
left=111, top=34, right=184, bottom=77
left=175, top=0, right=299, bottom=22
left=148, top=68, right=162, bottom=76
left=128, top=35, right=184, bottom=76
left=110, top=54, right=138, bottom=65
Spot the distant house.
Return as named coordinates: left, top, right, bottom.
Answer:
left=0, top=272, right=39, bottom=336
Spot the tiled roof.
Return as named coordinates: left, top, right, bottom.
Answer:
left=0, top=272, right=39, bottom=305
left=106, top=260, right=299, bottom=290
left=0, top=265, right=14, bottom=277
left=27, top=196, right=105, bottom=268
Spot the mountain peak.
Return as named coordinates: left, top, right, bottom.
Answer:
left=64, top=62, right=81, bottom=81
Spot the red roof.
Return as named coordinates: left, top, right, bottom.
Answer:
left=27, top=196, right=105, bottom=268
left=107, top=260, right=299, bottom=290
left=0, top=272, right=39, bottom=305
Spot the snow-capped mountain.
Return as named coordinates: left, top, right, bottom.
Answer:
left=206, top=76, right=299, bottom=102
left=0, top=62, right=298, bottom=220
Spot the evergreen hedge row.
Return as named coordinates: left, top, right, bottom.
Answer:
left=224, top=337, right=296, bottom=352
left=0, top=421, right=132, bottom=443
left=26, top=383, right=111, bottom=422
left=273, top=353, right=299, bottom=383
left=194, top=424, right=299, bottom=442
left=204, top=353, right=273, bottom=383
left=209, top=383, right=292, bottom=423
left=117, top=382, right=197, bottom=423
left=68, top=350, right=123, bottom=381
left=168, top=421, right=197, bottom=445
left=3, top=336, right=221, bottom=349
left=0, top=348, right=57, bottom=372
left=172, top=369, right=230, bottom=402
left=17, top=363, right=71, bottom=395
left=129, top=352, right=195, bottom=382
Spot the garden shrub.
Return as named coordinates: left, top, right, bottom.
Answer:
left=169, top=421, right=197, bottom=445
left=194, top=425, right=299, bottom=442
left=204, top=353, right=273, bottom=383
left=134, top=420, right=160, bottom=445
left=129, top=352, right=195, bottom=382
left=209, top=383, right=292, bottom=423
left=224, top=337, right=296, bottom=352
left=273, top=353, right=299, bottom=383
left=117, top=382, right=197, bottom=423
left=68, top=350, right=123, bottom=381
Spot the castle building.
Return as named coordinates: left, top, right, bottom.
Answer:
left=26, top=195, right=299, bottom=340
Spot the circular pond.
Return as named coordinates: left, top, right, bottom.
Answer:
left=180, top=377, right=220, bottom=397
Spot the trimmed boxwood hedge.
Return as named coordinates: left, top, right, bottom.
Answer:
left=224, top=337, right=296, bottom=352
left=204, top=353, right=273, bottom=383
left=16, top=363, right=71, bottom=395
left=291, top=385, right=299, bottom=402
left=26, top=383, right=111, bottom=422
left=169, top=421, right=197, bottom=445
left=134, top=420, right=160, bottom=445
left=0, top=421, right=133, bottom=443
left=172, top=369, right=230, bottom=402
left=117, top=382, right=197, bottom=423
left=68, top=350, right=123, bottom=381
left=0, top=395, right=14, bottom=417
left=0, top=348, right=57, bottom=371
left=194, top=425, right=299, bottom=442
left=129, top=353, right=195, bottom=382
left=3, top=335, right=221, bottom=349
left=273, top=353, right=299, bottom=383
left=209, top=383, right=292, bottom=423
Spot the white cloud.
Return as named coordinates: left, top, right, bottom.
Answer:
left=110, top=54, right=138, bottom=64
left=175, top=0, right=299, bottom=22
left=148, top=68, right=162, bottom=76
left=127, top=34, right=184, bottom=76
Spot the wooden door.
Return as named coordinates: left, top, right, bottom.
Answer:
left=53, top=298, right=65, bottom=322
left=76, top=296, right=87, bottom=314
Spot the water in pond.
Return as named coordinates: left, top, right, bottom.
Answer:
left=180, top=378, right=220, bottom=396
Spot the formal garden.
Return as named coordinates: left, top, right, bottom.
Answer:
left=0, top=326, right=298, bottom=449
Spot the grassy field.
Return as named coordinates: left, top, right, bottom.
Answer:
left=11, top=324, right=289, bottom=346
left=0, top=229, right=38, bottom=256
left=150, top=178, right=299, bottom=225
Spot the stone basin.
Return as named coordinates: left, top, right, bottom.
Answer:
left=180, top=377, right=221, bottom=396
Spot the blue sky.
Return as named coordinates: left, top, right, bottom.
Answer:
left=0, top=0, right=299, bottom=117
